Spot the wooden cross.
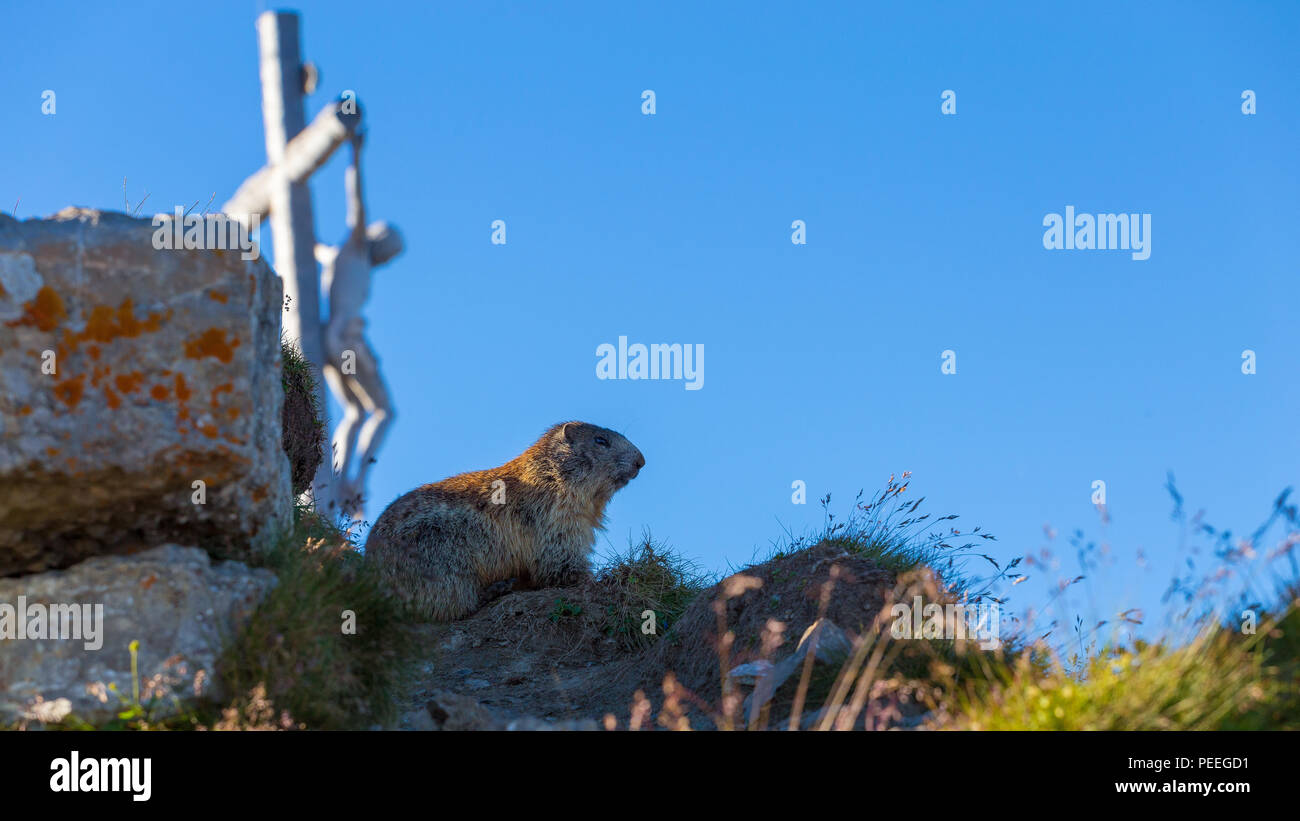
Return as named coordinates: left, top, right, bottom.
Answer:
left=222, top=10, right=361, bottom=513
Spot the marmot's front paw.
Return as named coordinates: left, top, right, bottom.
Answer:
left=481, top=577, right=519, bottom=603
left=535, top=567, right=587, bottom=588
left=558, top=569, right=593, bottom=587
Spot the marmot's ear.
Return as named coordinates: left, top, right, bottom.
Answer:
left=560, top=422, right=579, bottom=443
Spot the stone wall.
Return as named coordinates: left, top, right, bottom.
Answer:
left=0, top=208, right=294, bottom=722
left=0, top=208, right=292, bottom=575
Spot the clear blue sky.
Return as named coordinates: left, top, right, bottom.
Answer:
left=6, top=1, right=1298, bottom=642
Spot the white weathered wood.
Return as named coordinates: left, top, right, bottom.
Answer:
left=253, top=10, right=336, bottom=511
left=222, top=101, right=360, bottom=222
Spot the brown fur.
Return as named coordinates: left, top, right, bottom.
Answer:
left=365, top=421, right=645, bottom=621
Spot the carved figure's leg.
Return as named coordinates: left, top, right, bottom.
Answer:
left=347, top=335, right=394, bottom=496
left=323, top=319, right=367, bottom=508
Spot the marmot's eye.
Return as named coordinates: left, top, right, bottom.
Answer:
left=594, top=436, right=610, bottom=448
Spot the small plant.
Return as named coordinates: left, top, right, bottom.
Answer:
left=548, top=597, right=583, bottom=623
left=45, top=640, right=207, bottom=731
left=631, top=475, right=1024, bottom=731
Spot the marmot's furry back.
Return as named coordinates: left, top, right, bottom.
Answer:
left=365, top=421, right=645, bottom=621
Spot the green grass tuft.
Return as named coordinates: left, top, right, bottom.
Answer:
left=594, top=534, right=710, bottom=651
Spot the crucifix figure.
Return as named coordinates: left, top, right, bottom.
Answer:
left=316, top=129, right=403, bottom=518
left=222, top=12, right=403, bottom=519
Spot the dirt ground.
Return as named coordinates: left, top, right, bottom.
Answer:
left=398, top=541, right=927, bottom=730
left=399, top=584, right=646, bottom=729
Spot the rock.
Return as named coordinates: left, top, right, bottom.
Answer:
left=400, top=705, right=438, bottom=731
left=726, top=659, right=775, bottom=687
left=421, top=690, right=506, bottom=730
left=743, top=618, right=856, bottom=722
left=0, top=544, right=277, bottom=724
left=0, top=208, right=291, bottom=575
left=438, top=631, right=468, bottom=653
left=801, top=617, right=854, bottom=665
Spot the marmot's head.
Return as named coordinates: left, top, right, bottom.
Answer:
left=540, top=421, right=645, bottom=501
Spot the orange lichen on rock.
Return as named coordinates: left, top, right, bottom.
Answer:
left=80, top=306, right=122, bottom=343
left=103, top=386, right=121, bottom=409
left=150, top=384, right=170, bottom=401
left=89, top=363, right=110, bottom=388
left=77, top=299, right=168, bottom=347
left=184, top=328, right=240, bottom=363
left=6, top=286, right=67, bottom=332
left=53, top=373, right=85, bottom=408
left=175, top=373, right=192, bottom=401
left=208, top=290, right=228, bottom=304
left=115, top=372, right=145, bottom=394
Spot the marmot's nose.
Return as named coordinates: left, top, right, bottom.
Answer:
left=634, top=452, right=646, bottom=469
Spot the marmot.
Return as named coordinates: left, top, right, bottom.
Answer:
left=365, top=421, right=645, bottom=621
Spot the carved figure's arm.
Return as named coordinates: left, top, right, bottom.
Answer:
left=346, top=132, right=367, bottom=244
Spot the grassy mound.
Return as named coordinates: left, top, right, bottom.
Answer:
left=616, top=477, right=1020, bottom=730
left=216, top=504, right=424, bottom=730
left=610, top=478, right=1300, bottom=731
